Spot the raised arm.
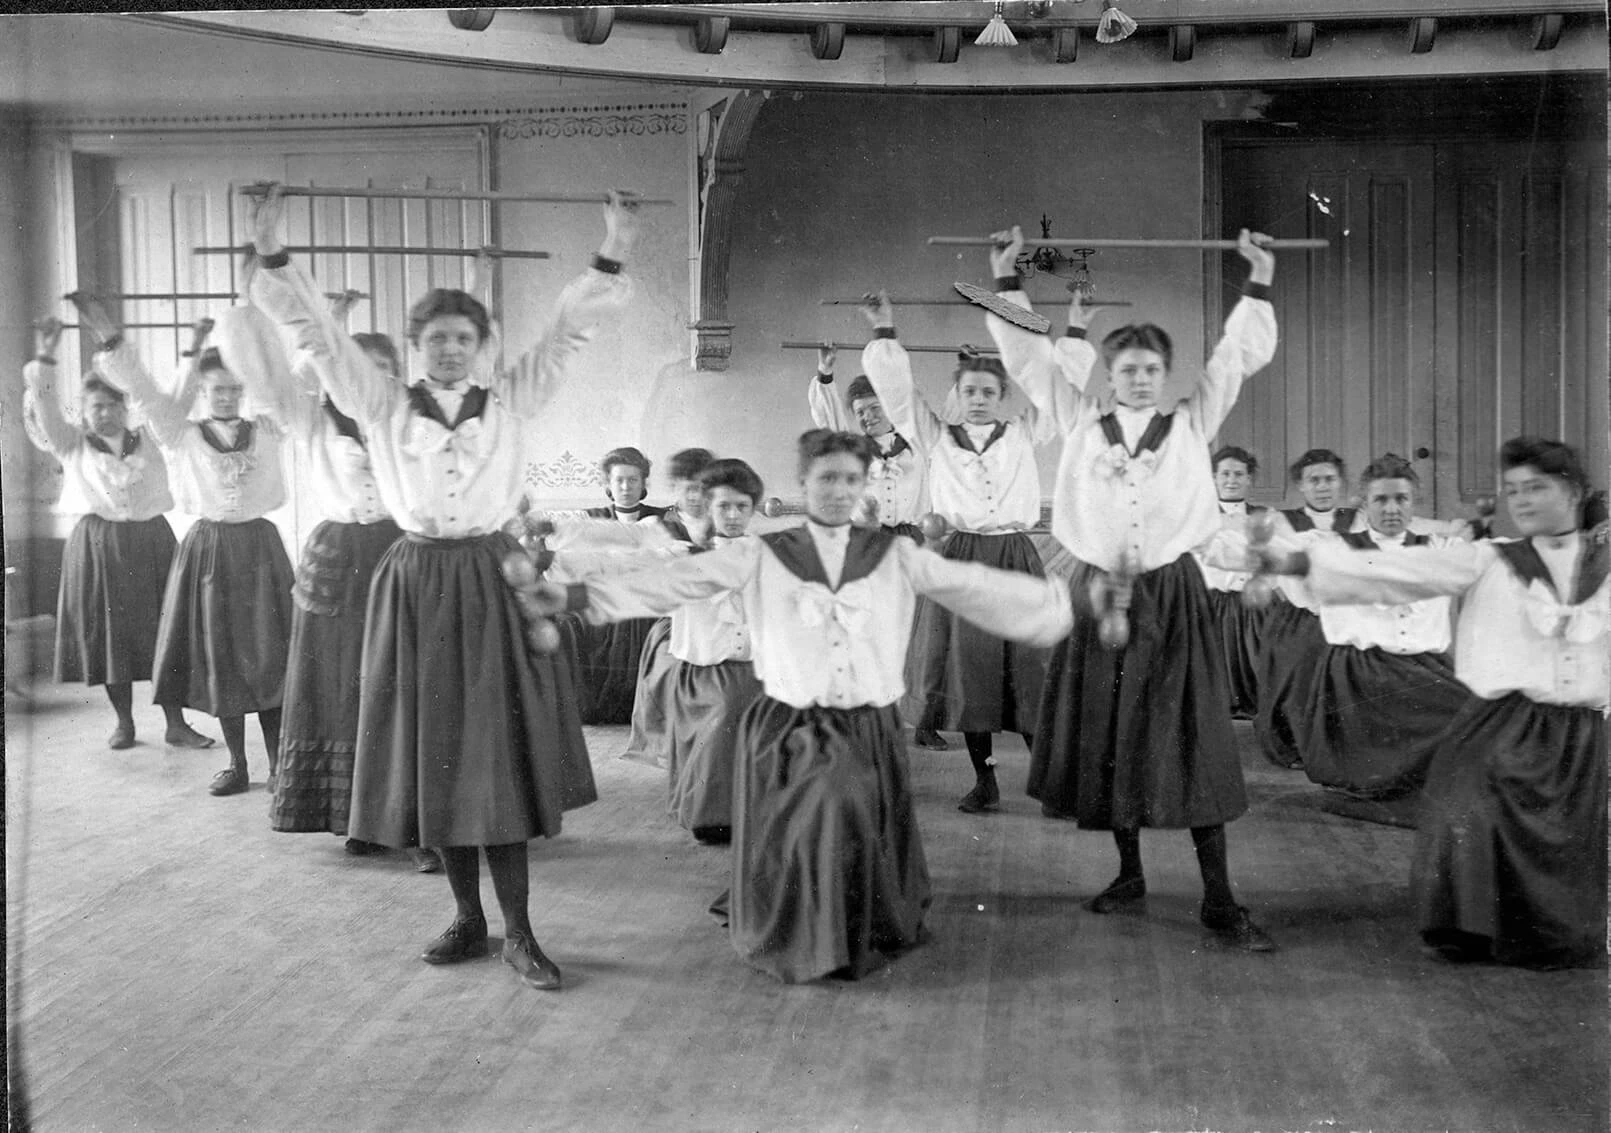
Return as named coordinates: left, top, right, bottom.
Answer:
left=493, top=190, right=639, bottom=420
left=80, top=300, right=205, bottom=449
left=806, top=344, right=856, bottom=432
left=858, top=291, right=945, bottom=452
left=898, top=538, right=1074, bottom=647
left=982, top=226, right=1094, bottom=438
left=246, top=185, right=394, bottom=424
left=1191, top=230, right=1278, bottom=438
left=22, top=318, right=82, bottom=457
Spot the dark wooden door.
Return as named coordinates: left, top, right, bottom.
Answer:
left=1216, top=135, right=1607, bottom=519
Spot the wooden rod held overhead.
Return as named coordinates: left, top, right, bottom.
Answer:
left=819, top=296, right=1133, bottom=307
left=927, top=236, right=1331, bottom=250
left=781, top=340, right=999, bottom=355
left=192, top=245, right=550, bottom=260
left=56, top=322, right=196, bottom=330
left=238, top=182, right=675, bottom=207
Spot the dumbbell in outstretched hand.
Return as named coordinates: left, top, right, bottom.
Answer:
left=1241, top=512, right=1280, bottom=610
left=1094, top=551, right=1138, bottom=650
left=501, top=552, right=563, bottom=654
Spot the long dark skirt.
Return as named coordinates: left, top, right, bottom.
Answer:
left=151, top=518, right=293, bottom=716
left=666, top=658, right=764, bottom=830
left=54, top=513, right=176, bottom=686
left=730, top=698, right=932, bottom=983
left=1252, top=597, right=1327, bottom=768
left=1029, top=554, right=1247, bottom=830
left=623, top=618, right=676, bottom=767
left=1299, top=646, right=1466, bottom=799
left=347, top=532, right=596, bottom=849
left=576, top=616, right=660, bottom=725
left=1413, top=693, right=1606, bottom=968
left=1206, top=587, right=1265, bottom=718
left=271, top=518, right=402, bottom=835
left=905, top=531, right=1047, bottom=734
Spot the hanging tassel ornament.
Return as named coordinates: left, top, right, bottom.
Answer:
left=975, top=1, right=1018, bottom=47
left=1096, top=0, right=1137, bottom=44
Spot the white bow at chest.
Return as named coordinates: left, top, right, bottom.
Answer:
left=403, top=415, right=487, bottom=458
left=1523, top=579, right=1609, bottom=643
left=1094, top=443, right=1159, bottom=483
left=794, top=581, right=873, bottom=635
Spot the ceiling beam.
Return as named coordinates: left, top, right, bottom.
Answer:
left=138, top=9, right=1607, bottom=93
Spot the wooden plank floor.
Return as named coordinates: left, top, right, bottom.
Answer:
left=7, top=681, right=1605, bottom=1133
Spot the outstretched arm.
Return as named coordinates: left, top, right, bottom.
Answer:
left=858, top=291, right=945, bottom=452
left=1260, top=538, right=1491, bottom=606
left=1192, top=230, right=1278, bottom=438
left=519, top=535, right=761, bottom=623
left=495, top=190, right=640, bottom=420
left=898, top=538, right=1074, bottom=647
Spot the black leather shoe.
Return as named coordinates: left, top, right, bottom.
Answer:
left=692, top=825, right=731, bottom=845
left=410, top=848, right=443, bottom=873
left=344, top=838, right=386, bottom=856
left=208, top=767, right=249, bottom=796
left=421, top=916, right=489, bottom=964
left=913, top=728, right=950, bottom=751
left=109, top=725, right=136, bottom=750
left=957, top=773, right=1000, bottom=814
left=1083, top=876, right=1147, bottom=914
left=502, top=930, right=562, bottom=990
left=1200, top=905, right=1277, bottom=952
left=1039, top=803, right=1078, bottom=821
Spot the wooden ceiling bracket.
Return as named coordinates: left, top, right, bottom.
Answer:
left=1408, top=17, right=1437, bottom=54
left=1287, top=20, right=1316, bottom=59
left=809, top=22, right=845, bottom=61
left=695, top=15, right=731, bottom=54
left=575, top=6, right=614, bottom=46
left=1170, top=25, right=1197, bottom=63
left=1532, top=13, right=1564, bottom=50
left=447, top=8, right=495, bottom=33
left=1052, top=24, right=1079, bottom=63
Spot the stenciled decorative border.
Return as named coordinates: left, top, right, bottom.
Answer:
left=497, top=110, right=687, bottom=141
left=527, top=451, right=603, bottom=490
left=35, top=101, right=689, bottom=134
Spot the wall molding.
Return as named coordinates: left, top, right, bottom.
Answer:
left=496, top=108, right=688, bottom=141
left=527, top=451, right=605, bottom=491
left=33, top=100, right=689, bottom=135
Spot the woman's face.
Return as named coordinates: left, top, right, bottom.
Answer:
left=607, top=464, right=646, bottom=509
left=707, top=486, right=755, bottom=537
left=1298, top=462, right=1344, bottom=511
left=674, top=478, right=707, bottom=518
left=1109, top=347, right=1167, bottom=410
left=1503, top=464, right=1580, bottom=537
left=201, top=369, right=244, bottom=420
left=800, top=451, right=867, bottom=527
left=416, top=315, right=481, bottom=386
left=82, top=389, right=128, bottom=437
left=955, top=370, right=1003, bottom=425
left=1362, top=476, right=1416, bottom=538
left=1214, top=458, right=1251, bottom=502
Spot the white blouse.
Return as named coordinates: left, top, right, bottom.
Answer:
left=23, top=360, right=174, bottom=522
left=861, top=337, right=1050, bottom=534
left=574, top=523, right=1073, bottom=711
left=1305, top=536, right=1608, bottom=709
left=282, top=356, right=391, bottom=526
left=1313, top=532, right=1455, bottom=655
left=807, top=373, right=930, bottom=526
left=989, top=292, right=1278, bottom=574
left=98, top=346, right=288, bottom=523
left=251, top=256, right=632, bottom=540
